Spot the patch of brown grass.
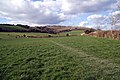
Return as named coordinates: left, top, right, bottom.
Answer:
left=88, top=30, right=120, bottom=40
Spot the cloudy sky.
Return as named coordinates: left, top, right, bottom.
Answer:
left=0, top=0, right=120, bottom=29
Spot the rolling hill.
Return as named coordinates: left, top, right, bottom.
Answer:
left=0, top=24, right=92, bottom=34
left=0, top=24, right=28, bottom=32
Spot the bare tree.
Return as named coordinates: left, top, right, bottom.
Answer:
left=109, top=3, right=120, bottom=39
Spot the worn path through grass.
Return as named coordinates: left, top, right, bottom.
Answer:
left=1, top=34, right=120, bottom=80
left=50, top=40, right=120, bottom=76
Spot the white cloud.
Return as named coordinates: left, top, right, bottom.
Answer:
left=0, top=0, right=65, bottom=25
left=0, top=0, right=119, bottom=25
left=79, top=21, right=88, bottom=27
left=61, top=0, right=117, bottom=14
left=87, top=12, right=120, bottom=30
left=87, top=14, right=107, bottom=25
left=85, top=14, right=108, bottom=29
left=87, top=14, right=106, bottom=20
left=111, top=11, right=120, bottom=17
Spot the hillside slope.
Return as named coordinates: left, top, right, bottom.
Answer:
left=0, top=24, right=28, bottom=32
left=0, top=24, right=92, bottom=34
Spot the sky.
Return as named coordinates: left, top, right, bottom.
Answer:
left=0, top=0, right=120, bottom=29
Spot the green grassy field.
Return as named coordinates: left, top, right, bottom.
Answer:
left=0, top=30, right=83, bottom=39
left=0, top=32, right=120, bottom=80
left=0, top=25, right=27, bottom=31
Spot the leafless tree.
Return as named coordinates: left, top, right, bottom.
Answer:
left=109, top=2, right=120, bottom=39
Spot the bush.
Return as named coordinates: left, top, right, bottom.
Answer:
left=84, top=28, right=95, bottom=34
left=48, top=35, right=52, bottom=37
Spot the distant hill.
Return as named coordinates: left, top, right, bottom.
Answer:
left=0, top=24, right=93, bottom=34
left=36, top=25, right=92, bottom=34
left=0, top=24, right=29, bottom=32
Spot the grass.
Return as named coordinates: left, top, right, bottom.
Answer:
left=0, top=30, right=83, bottom=39
left=50, top=36, right=120, bottom=64
left=64, top=30, right=84, bottom=34
left=0, top=32, right=120, bottom=80
left=0, top=32, right=49, bottom=39
left=0, top=25, right=27, bottom=31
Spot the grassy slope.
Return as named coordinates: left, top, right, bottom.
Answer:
left=0, top=30, right=83, bottom=39
left=0, top=32, right=120, bottom=80
left=51, top=36, right=120, bottom=64
left=0, top=32, right=49, bottom=39
left=0, top=25, right=27, bottom=31
left=61, top=30, right=84, bottom=35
